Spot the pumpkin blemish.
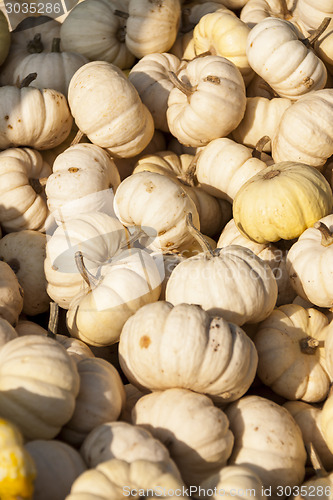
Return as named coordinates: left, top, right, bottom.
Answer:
left=140, top=335, right=151, bottom=348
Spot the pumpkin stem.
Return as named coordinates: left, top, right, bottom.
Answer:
left=313, top=221, right=333, bottom=246
left=184, top=151, right=201, bottom=186
left=280, top=0, right=292, bottom=19
left=303, top=17, right=331, bottom=48
left=70, top=129, right=85, bottom=146
left=47, top=302, right=59, bottom=339
left=75, top=251, right=99, bottom=288
left=113, top=9, right=129, bottom=19
left=19, top=73, right=37, bottom=88
left=306, top=442, right=328, bottom=478
left=169, top=71, right=195, bottom=97
left=27, top=33, right=44, bottom=53
left=51, top=37, right=61, bottom=53
left=29, top=177, right=48, bottom=194
left=263, top=169, right=280, bottom=180
left=252, top=136, right=271, bottom=159
left=116, top=25, right=126, bottom=43
left=186, top=212, right=215, bottom=257
left=299, top=336, right=321, bottom=354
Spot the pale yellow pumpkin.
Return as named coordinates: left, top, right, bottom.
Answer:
left=68, top=61, right=154, bottom=158
left=132, top=387, right=234, bottom=486
left=0, top=10, right=10, bottom=65
left=233, top=162, right=333, bottom=243
left=193, top=10, right=254, bottom=85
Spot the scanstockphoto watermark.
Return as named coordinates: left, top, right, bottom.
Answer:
left=122, top=486, right=258, bottom=497
left=3, top=0, right=79, bottom=30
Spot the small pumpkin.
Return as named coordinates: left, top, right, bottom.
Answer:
left=0, top=260, right=24, bottom=326
left=233, top=162, right=333, bottom=244
left=0, top=418, right=36, bottom=500
left=0, top=10, right=10, bottom=65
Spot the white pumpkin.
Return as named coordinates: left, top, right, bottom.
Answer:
left=60, top=0, right=135, bottom=69
left=0, top=261, right=24, bottom=326
left=225, top=395, right=307, bottom=500
left=68, top=61, right=154, bottom=158
left=167, top=55, right=246, bottom=147
left=0, top=335, right=80, bottom=440
left=0, top=147, right=51, bottom=232
left=0, top=230, right=49, bottom=316
left=246, top=17, right=327, bottom=99
left=45, top=143, right=121, bottom=223
left=287, top=214, right=333, bottom=308
left=132, top=387, right=234, bottom=486
left=0, top=318, right=18, bottom=347
left=25, top=439, right=87, bottom=500
left=119, top=301, right=258, bottom=404
left=59, top=357, right=126, bottom=447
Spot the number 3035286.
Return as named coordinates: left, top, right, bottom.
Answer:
left=276, top=485, right=331, bottom=497
left=5, top=3, right=62, bottom=14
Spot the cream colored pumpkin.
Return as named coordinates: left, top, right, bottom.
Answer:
left=60, top=0, right=135, bottom=69
left=324, top=318, right=333, bottom=378
left=0, top=147, right=51, bottom=232
left=0, top=16, right=61, bottom=86
left=80, top=421, right=178, bottom=475
left=0, top=230, right=49, bottom=316
left=128, top=53, right=182, bottom=132
left=13, top=38, right=89, bottom=97
left=232, top=97, right=292, bottom=152
left=66, top=247, right=162, bottom=346
left=0, top=335, right=80, bottom=440
left=68, top=61, right=154, bottom=158
left=132, top=387, right=234, bottom=486
left=0, top=79, right=73, bottom=151
left=0, top=10, right=10, bottom=65
left=169, top=30, right=196, bottom=60
left=218, top=219, right=295, bottom=305
left=179, top=1, right=229, bottom=35
left=240, top=0, right=299, bottom=29
left=199, top=465, right=267, bottom=500
left=295, top=0, right=333, bottom=32
left=0, top=318, right=18, bottom=347
left=193, top=10, right=254, bottom=85
left=114, top=170, right=200, bottom=252
left=45, top=143, right=121, bottom=223
left=59, top=357, right=125, bottom=447
left=272, top=89, right=333, bottom=168
left=286, top=215, right=333, bottom=308
left=246, top=17, right=327, bottom=99
left=314, top=18, right=333, bottom=76
left=225, top=395, right=307, bottom=500
left=254, top=304, right=331, bottom=402
left=233, top=162, right=333, bottom=244
left=0, top=261, right=24, bottom=326
left=0, top=418, right=36, bottom=500
left=44, top=212, right=129, bottom=309
left=194, top=137, right=267, bottom=202
left=292, top=473, right=333, bottom=500
left=132, top=151, right=225, bottom=237
left=25, top=440, right=86, bottom=500
left=125, top=0, right=181, bottom=58
left=165, top=242, right=278, bottom=326
left=284, top=401, right=333, bottom=471
left=167, top=55, right=246, bottom=147
left=119, top=301, right=258, bottom=404
left=321, top=393, right=333, bottom=455
left=66, top=458, right=187, bottom=500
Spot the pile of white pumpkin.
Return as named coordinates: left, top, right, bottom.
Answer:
left=1, top=0, right=333, bottom=499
